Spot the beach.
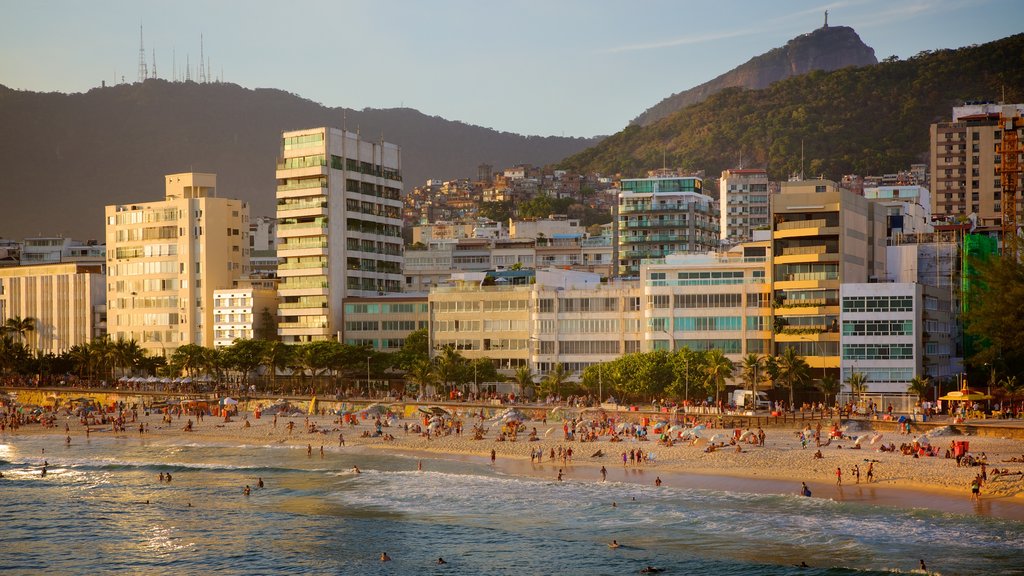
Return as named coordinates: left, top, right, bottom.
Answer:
left=8, top=403, right=1024, bottom=520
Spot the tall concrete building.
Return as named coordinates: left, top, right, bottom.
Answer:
left=719, top=168, right=770, bottom=245
left=0, top=262, right=106, bottom=354
left=105, top=172, right=249, bottom=355
left=770, top=179, right=887, bottom=381
left=618, top=173, right=719, bottom=276
left=275, top=128, right=403, bottom=343
left=929, top=103, right=1024, bottom=227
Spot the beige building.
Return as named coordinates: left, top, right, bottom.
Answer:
left=341, top=294, right=429, bottom=351
left=212, top=286, right=279, bottom=347
left=275, top=127, right=404, bottom=343
left=105, top=172, right=249, bottom=355
left=929, top=103, right=1024, bottom=227
left=770, top=179, right=887, bottom=378
left=0, top=262, right=106, bottom=354
left=719, top=169, right=770, bottom=245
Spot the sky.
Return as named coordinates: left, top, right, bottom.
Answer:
left=1, top=0, right=1020, bottom=137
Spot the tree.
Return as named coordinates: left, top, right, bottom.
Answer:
left=965, top=254, right=1024, bottom=378
left=262, top=341, right=293, bottom=391
left=703, top=349, right=734, bottom=406
left=394, top=328, right=429, bottom=371
left=0, top=334, right=29, bottom=375
left=3, top=316, right=36, bottom=350
left=171, top=344, right=209, bottom=378
left=740, top=353, right=763, bottom=404
left=225, top=339, right=267, bottom=388
left=907, top=375, right=931, bottom=402
left=111, top=338, right=145, bottom=379
left=846, top=372, right=868, bottom=405
left=817, top=374, right=840, bottom=407
left=777, top=347, right=810, bottom=410
left=434, top=346, right=466, bottom=396
left=999, top=375, right=1022, bottom=414
left=540, top=362, right=570, bottom=398
left=405, top=358, right=435, bottom=396
left=667, top=348, right=703, bottom=401
left=512, top=365, right=535, bottom=398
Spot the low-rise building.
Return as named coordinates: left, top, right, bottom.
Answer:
left=342, top=294, right=428, bottom=351
left=212, top=286, right=279, bottom=347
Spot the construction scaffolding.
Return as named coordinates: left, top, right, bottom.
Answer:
left=999, top=110, right=1022, bottom=258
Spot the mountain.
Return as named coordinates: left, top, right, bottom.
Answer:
left=561, top=33, right=1024, bottom=183
left=0, top=80, right=597, bottom=240
left=632, top=25, right=878, bottom=127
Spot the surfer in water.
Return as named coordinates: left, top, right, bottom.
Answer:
left=801, top=482, right=812, bottom=497
left=608, top=540, right=621, bottom=549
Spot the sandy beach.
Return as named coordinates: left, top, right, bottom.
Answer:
left=9, top=404, right=1024, bottom=521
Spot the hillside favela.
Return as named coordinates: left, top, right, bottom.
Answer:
left=1, top=3, right=1023, bottom=574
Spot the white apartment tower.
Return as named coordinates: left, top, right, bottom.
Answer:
left=719, top=168, right=770, bottom=245
left=275, top=127, right=404, bottom=343
left=105, top=172, right=249, bottom=355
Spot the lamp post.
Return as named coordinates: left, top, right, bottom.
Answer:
left=366, top=356, right=371, bottom=399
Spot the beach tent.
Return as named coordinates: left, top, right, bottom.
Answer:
left=221, top=397, right=239, bottom=405
left=363, top=403, right=390, bottom=417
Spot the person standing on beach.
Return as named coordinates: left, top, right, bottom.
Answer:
left=835, top=467, right=842, bottom=485
left=490, top=448, right=496, bottom=465
left=852, top=464, right=860, bottom=484
left=339, top=432, right=345, bottom=447
left=970, top=475, right=981, bottom=501
left=557, top=468, right=563, bottom=481
left=601, top=466, right=607, bottom=482
left=866, top=462, right=874, bottom=483
left=307, top=444, right=312, bottom=457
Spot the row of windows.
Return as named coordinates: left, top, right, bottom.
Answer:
left=559, top=340, right=621, bottom=355
left=432, top=301, right=481, bottom=313
left=558, top=319, right=620, bottom=334
left=483, top=299, right=530, bottom=312
left=214, top=313, right=253, bottom=324
left=842, top=320, right=913, bottom=336
left=344, top=303, right=429, bottom=314
left=483, top=338, right=529, bottom=351
left=840, top=367, right=913, bottom=383
left=842, top=296, right=913, bottom=312
left=671, top=316, right=742, bottom=331
left=673, top=293, right=742, bottom=308
left=381, top=320, right=424, bottom=331
left=484, top=319, right=529, bottom=332
left=435, top=320, right=480, bottom=332
left=842, top=343, right=914, bottom=360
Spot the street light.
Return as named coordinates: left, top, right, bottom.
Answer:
left=366, top=356, right=371, bottom=399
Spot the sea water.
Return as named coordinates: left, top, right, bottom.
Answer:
left=1, top=435, right=1021, bottom=575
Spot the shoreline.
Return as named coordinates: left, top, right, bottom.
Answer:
left=5, top=410, right=1024, bottom=521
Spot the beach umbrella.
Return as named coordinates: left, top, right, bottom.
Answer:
left=221, top=397, right=239, bottom=405
left=738, top=430, right=755, bottom=442
left=708, top=433, right=727, bottom=445
left=668, top=425, right=683, bottom=433
left=363, top=403, right=390, bottom=416
left=870, top=433, right=884, bottom=445
left=938, top=387, right=992, bottom=401
left=914, top=435, right=931, bottom=446
left=853, top=435, right=867, bottom=446
left=545, top=427, right=556, bottom=437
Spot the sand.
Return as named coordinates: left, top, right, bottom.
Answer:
left=8, top=407, right=1024, bottom=520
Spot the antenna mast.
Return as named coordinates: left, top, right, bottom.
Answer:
left=151, top=49, right=157, bottom=79
left=137, top=25, right=148, bottom=82
left=199, top=34, right=206, bottom=83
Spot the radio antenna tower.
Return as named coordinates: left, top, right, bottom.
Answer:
left=199, top=34, right=206, bottom=83
left=151, top=49, right=157, bottom=79
left=137, top=24, right=148, bottom=82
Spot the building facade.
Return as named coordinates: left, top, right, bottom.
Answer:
left=275, top=127, right=404, bottom=343
left=770, top=179, right=887, bottom=380
left=929, top=103, right=1024, bottom=228
left=618, top=174, right=719, bottom=276
left=341, top=294, right=429, bottom=352
left=719, top=168, right=770, bottom=245
left=212, top=286, right=279, bottom=347
left=105, top=172, right=249, bottom=355
left=0, top=262, right=106, bottom=354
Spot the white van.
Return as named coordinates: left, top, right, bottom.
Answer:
left=731, top=390, right=770, bottom=409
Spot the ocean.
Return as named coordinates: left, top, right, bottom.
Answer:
left=1, top=434, right=1021, bottom=575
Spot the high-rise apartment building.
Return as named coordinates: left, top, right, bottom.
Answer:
left=719, top=168, right=770, bottom=245
left=0, top=262, right=106, bottom=354
left=770, top=179, right=886, bottom=381
left=105, top=172, right=249, bottom=355
left=929, top=103, right=1024, bottom=227
left=275, top=128, right=403, bottom=343
left=618, top=173, right=719, bottom=276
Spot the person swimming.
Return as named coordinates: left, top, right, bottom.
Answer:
left=380, top=552, right=391, bottom=562
left=608, top=540, right=621, bottom=549
left=436, top=557, right=447, bottom=564
left=352, top=466, right=361, bottom=474
left=640, top=567, right=664, bottom=574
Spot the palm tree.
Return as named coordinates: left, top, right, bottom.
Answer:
left=740, top=353, right=763, bottom=405
left=777, top=347, right=810, bottom=411
left=512, top=365, right=534, bottom=399
left=67, top=343, right=96, bottom=380
left=907, top=375, right=931, bottom=402
left=817, top=374, right=840, bottom=408
left=999, top=375, right=1023, bottom=415
left=846, top=372, right=868, bottom=405
left=405, top=358, right=435, bottom=397
left=703, top=349, right=734, bottom=407
left=541, top=362, right=570, bottom=399
left=0, top=334, right=28, bottom=375
left=171, top=344, right=209, bottom=378
left=112, top=338, right=145, bottom=379
left=261, top=341, right=292, bottom=391
left=434, top=346, right=466, bottom=396
left=3, top=316, right=36, bottom=350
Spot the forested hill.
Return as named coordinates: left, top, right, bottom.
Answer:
left=632, top=25, right=877, bottom=127
left=561, top=33, right=1024, bottom=181
left=0, top=80, right=597, bottom=240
